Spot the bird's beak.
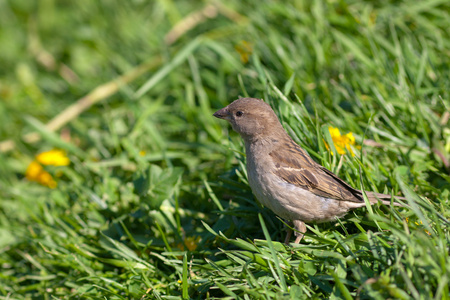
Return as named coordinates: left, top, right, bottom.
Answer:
left=213, top=107, right=230, bottom=120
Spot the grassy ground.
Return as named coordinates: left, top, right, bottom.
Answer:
left=0, top=0, right=449, bottom=299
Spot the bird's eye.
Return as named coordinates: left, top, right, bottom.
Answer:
left=235, top=111, right=243, bottom=117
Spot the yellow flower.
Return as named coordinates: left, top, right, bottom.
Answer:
left=26, top=160, right=44, bottom=180
left=235, top=41, right=253, bottom=64
left=25, top=161, right=57, bottom=188
left=325, top=126, right=358, bottom=156
left=25, top=149, right=70, bottom=188
left=36, top=149, right=70, bottom=166
left=139, top=150, right=146, bottom=156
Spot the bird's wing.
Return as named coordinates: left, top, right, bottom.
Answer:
left=269, top=140, right=363, bottom=203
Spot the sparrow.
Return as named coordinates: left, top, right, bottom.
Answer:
left=213, top=97, right=404, bottom=244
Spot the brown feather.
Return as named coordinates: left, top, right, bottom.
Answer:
left=270, top=137, right=369, bottom=203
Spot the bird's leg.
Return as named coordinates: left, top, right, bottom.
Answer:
left=284, top=227, right=293, bottom=245
left=293, top=220, right=306, bottom=244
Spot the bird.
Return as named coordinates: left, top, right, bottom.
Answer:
left=213, top=97, right=404, bottom=244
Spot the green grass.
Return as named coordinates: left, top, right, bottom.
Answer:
left=0, top=0, right=449, bottom=299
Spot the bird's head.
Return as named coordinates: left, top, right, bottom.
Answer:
left=213, top=98, right=284, bottom=140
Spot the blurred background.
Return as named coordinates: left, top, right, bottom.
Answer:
left=0, top=0, right=449, bottom=298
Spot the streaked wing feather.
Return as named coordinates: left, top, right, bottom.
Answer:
left=269, top=141, right=363, bottom=203
left=316, top=166, right=362, bottom=202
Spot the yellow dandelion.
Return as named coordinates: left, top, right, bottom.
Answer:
left=325, top=126, right=359, bottom=156
left=25, top=161, right=57, bottom=188
left=25, top=149, right=70, bottom=188
left=139, top=150, right=146, bottom=156
left=25, top=161, right=44, bottom=180
left=36, top=149, right=70, bottom=166
left=36, top=170, right=57, bottom=189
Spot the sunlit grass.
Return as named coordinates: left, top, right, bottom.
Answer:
left=0, top=0, right=449, bottom=298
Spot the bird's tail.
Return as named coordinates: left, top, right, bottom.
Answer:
left=366, top=191, right=406, bottom=207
